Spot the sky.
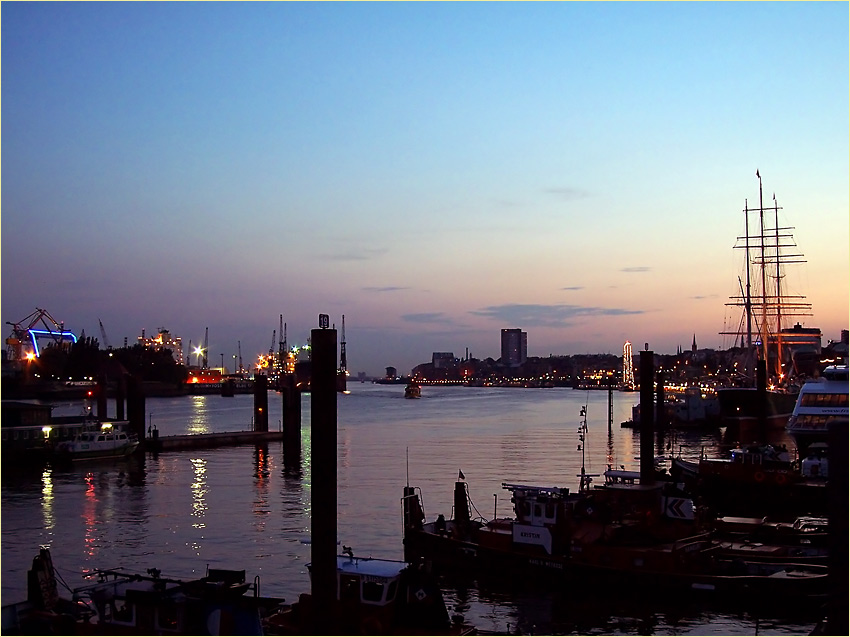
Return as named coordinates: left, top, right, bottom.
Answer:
left=2, top=1, right=848, bottom=377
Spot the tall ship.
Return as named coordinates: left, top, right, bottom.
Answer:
left=717, top=172, right=817, bottom=427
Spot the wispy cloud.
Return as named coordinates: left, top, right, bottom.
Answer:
left=621, top=266, right=651, bottom=273
left=543, top=187, right=590, bottom=201
left=362, top=286, right=410, bottom=293
left=689, top=294, right=719, bottom=300
left=470, top=303, right=643, bottom=327
left=561, top=286, right=584, bottom=291
left=401, top=312, right=456, bottom=324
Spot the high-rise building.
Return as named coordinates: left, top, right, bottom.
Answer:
left=501, top=329, right=527, bottom=367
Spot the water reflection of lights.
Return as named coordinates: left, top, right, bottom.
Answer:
left=191, top=458, right=208, bottom=530
left=83, top=472, right=98, bottom=557
left=188, top=396, right=211, bottom=434
left=253, top=447, right=271, bottom=532
left=41, top=468, right=55, bottom=538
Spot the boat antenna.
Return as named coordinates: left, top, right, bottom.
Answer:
left=577, top=400, right=590, bottom=492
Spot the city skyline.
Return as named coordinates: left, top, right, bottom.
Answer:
left=3, top=2, right=848, bottom=376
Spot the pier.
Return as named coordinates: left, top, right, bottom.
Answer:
left=146, top=429, right=284, bottom=451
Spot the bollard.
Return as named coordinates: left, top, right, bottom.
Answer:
left=253, top=374, right=269, bottom=432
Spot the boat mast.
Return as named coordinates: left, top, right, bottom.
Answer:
left=757, top=170, right=770, bottom=367
left=744, top=198, right=753, bottom=373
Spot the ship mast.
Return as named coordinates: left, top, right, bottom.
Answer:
left=724, top=171, right=812, bottom=385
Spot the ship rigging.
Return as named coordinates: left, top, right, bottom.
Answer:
left=721, top=171, right=813, bottom=385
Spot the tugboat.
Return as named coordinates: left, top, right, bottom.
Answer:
left=402, top=403, right=828, bottom=600
left=404, top=380, right=421, bottom=399
left=402, top=473, right=827, bottom=599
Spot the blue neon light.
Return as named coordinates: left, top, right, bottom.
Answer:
left=27, top=329, right=78, bottom=357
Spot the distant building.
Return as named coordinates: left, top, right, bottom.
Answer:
left=385, top=366, right=398, bottom=379
left=431, top=352, right=456, bottom=369
left=138, top=328, right=184, bottom=365
left=501, top=329, right=527, bottom=367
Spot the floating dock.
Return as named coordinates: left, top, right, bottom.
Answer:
left=146, top=430, right=284, bottom=452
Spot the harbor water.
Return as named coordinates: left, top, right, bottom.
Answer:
left=1, top=384, right=819, bottom=635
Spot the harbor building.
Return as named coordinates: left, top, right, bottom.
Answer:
left=501, top=329, right=527, bottom=367
left=432, top=352, right=456, bottom=369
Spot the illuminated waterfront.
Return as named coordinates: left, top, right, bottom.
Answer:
left=1, top=384, right=819, bottom=634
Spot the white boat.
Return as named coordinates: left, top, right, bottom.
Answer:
left=54, top=421, right=139, bottom=461
left=786, top=364, right=848, bottom=447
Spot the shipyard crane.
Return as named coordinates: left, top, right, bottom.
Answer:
left=278, top=315, right=285, bottom=373
left=98, top=318, right=112, bottom=350
left=238, top=341, right=243, bottom=377
left=6, top=308, right=72, bottom=360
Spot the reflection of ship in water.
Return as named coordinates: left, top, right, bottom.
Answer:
left=719, top=172, right=819, bottom=427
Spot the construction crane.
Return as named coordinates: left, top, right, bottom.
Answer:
left=238, top=340, right=243, bottom=377
left=98, top=318, right=112, bottom=350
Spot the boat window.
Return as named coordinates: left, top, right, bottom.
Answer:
left=22, top=430, right=29, bottom=439
left=801, top=393, right=849, bottom=407
left=534, top=504, right=542, bottom=518
left=113, top=599, right=133, bottom=623
left=521, top=502, right=531, bottom=518
left=97, top=435, right=105, bottom=442
left=362, top=581, right=385, bottom=603
left=545, top=503, right=555, bottom=519
left=340, top=574, right=359, bottom=602
left=386, top=579, right=398, bottom=602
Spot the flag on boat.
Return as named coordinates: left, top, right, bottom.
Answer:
left=458, top=469, right=465, bottom=480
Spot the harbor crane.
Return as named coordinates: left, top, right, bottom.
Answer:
left=5, top=308, right=73, bottom=360
left=98, top=318, right=112, bottom=350
left=279, top=315, right=285, bottom=373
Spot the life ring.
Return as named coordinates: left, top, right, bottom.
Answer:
left=753, top=471, right=765, bottom=483
left=775, top=473, right=788, bottom=485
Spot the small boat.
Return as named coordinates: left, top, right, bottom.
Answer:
left=404, top=381, right=421, bottom=399
left=669, top=444, right=828, bottom=517
left=265, top=549, right=473, bottom=635
left=786, top=364, right=849, bottom=448
left=53, top=420, right=139, bottom=461
left=1, top=548, right=287, bottom=635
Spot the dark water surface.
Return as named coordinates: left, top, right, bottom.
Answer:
left=1, top=384, right=818, bottom=634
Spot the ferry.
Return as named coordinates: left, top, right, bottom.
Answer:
left=786, top=365, right=849, bottom=448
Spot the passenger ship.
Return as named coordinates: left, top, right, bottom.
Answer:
left=786, top=365, right=849, bottom=448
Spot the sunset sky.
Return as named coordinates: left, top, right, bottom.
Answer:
left=3, top=2, right=848, bottom=376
